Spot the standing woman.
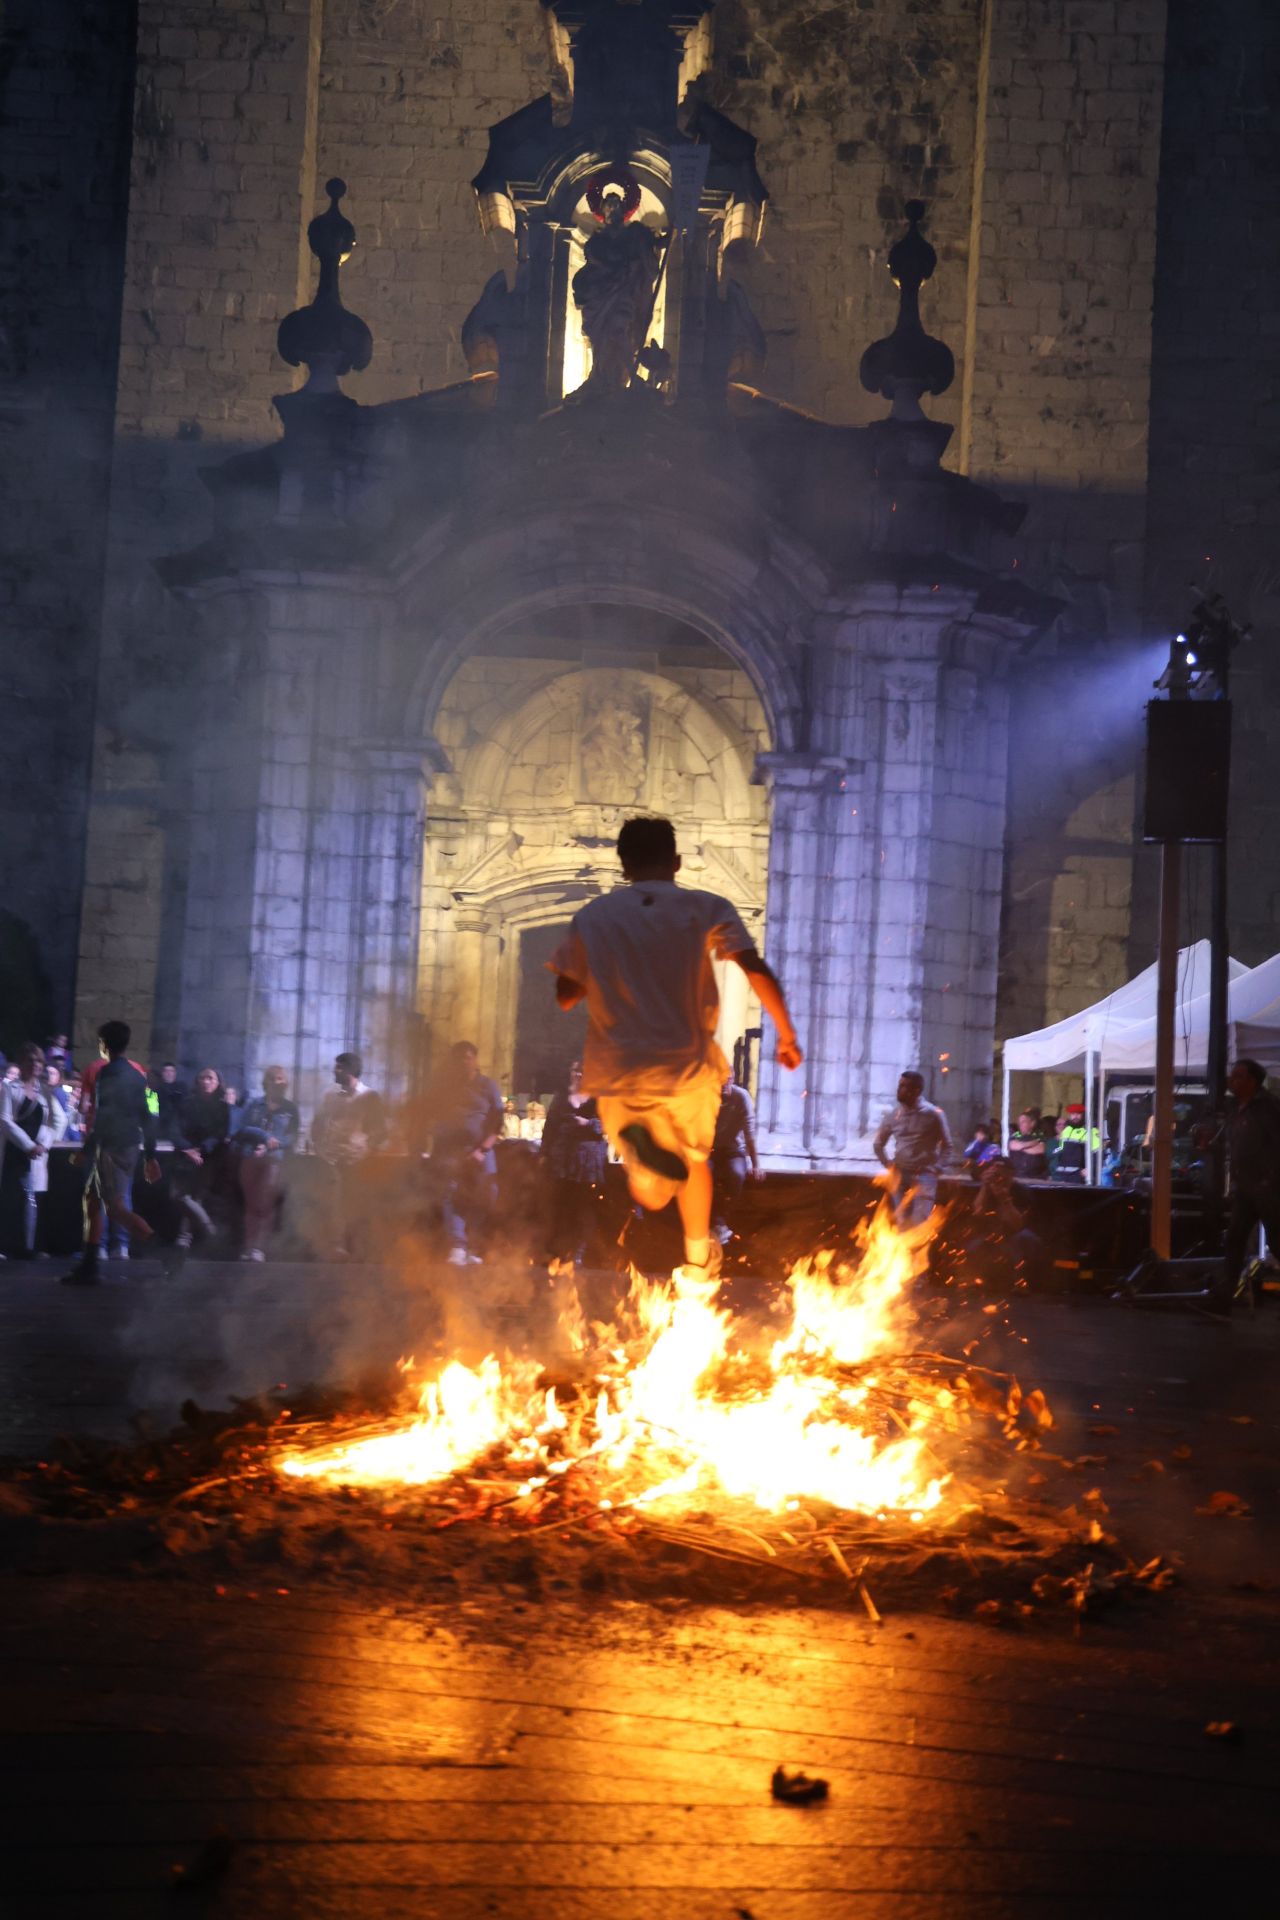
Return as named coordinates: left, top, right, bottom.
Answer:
left=541, top=1061, right=607, bottom=1270
left=235, top=1064, right=301, bottom=1260
left=0, top=1045, right=63, bottom=1257
left=173, top=1067, right=232, bottom=1252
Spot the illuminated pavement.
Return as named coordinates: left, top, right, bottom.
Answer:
left=1, top=1261, right=1277, bottom=1915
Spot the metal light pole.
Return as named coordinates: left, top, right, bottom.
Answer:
left=1186, top=594, right=1247, bottom=1199
left=1144, top=595, right=1243, bottom=1263
left=1151, top=838, right=1181, bottom=1260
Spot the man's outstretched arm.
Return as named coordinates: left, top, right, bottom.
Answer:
left=730, top=949, right=803, bottom=1069
left=555, top=974, right=586, bottom=1010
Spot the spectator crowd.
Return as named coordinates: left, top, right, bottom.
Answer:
left=2, top=1024, right=1276, bottom=1312
left=0, top=1023, right=767, bottom=1278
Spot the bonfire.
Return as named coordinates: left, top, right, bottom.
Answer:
left=2, top=1205, right=1175, bottom=1619
left=269, top=1205, right=1079, bottom=1614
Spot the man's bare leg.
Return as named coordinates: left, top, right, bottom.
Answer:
left=676, top=1160, right=714, bottom=1272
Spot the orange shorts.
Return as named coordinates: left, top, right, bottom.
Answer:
left=596, top=1057, right=724, bottom=1172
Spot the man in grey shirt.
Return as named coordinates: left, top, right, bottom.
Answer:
left=873, top=1070, right=952, bottom=1228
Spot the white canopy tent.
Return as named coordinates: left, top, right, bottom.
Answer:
left=1000, top=941, right=1250, bottom=1181
left=1099, top=948, right=1280, bottom=1076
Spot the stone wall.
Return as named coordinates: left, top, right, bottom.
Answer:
left=712, top=0, right=981, bottom=435
left=0, top=0, right=135, bottom=1051
left=74, top=0, right=329, bottom=1059
left=313, top=0, right=536, bottom=405
left=59, top=0, right=1280, bottom=1121
left=973, top=0, right=1168, bottom=1069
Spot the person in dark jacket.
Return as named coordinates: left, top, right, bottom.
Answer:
left=710, top=1071, right=762, bottom=1246
left=429, top=1041, right=503, bottom=1267
left=236, top=1064, right=301, bottom=1260
left=150, top=1062, right=188, bottom=1146
left=172, top=1066, right=233, bottom=1254
left=541, top=1060, right=607, bottom=1269
left=61, top=1020, right=160, bottom=1286
left=1211, top=1059, right=1280, bottom=1312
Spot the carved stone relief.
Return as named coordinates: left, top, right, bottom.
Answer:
left=576, top=674, right=650, bottom=807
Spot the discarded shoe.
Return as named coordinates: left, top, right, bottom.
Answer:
left=771, top=1765, right=829, bottom=1806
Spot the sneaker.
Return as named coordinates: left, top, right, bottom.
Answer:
left=619, top=1123, right=688, bottom=1186
left=680, top=1241, right=723, bottom=1285
left=447, top=1247, right=469, bottom=1267
left=182, top=1198, right=214, bottom=1238
left=59, top=1260, right=101, bottom=1288
left=238, top=1247, right=266, bottom=1262
left=110, top=1248, right=130, bottom=1262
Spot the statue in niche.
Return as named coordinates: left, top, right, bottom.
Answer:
left=578, top=683, right=648, bottom=806
left=572, top=170, right=660, bottom=396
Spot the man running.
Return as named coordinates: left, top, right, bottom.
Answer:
left=550, top=816, right=802, bottom=1280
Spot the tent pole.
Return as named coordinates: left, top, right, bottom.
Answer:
left=1084, top=1049, right=1095, bottom=1186
left=1001, top=1063, right=1010, bottom=1153
left=1152, top=841, right=1181, bottom=1260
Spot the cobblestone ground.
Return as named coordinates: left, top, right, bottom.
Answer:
left=1, top=1259, right=1277, bottom=1917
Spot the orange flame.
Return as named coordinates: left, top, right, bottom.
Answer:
left=278, top=1206, right=958, bottom=1521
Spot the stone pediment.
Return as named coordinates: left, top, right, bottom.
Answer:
left=176, top=385, right=1050, bottom=622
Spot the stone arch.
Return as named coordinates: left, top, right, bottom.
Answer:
left=421, top=648, right=771, bottom=1093
left=393, top=500, right=818, bottom=757
left=452, top=666, right=762, bottom=823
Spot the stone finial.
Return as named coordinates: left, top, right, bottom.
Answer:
left=859, top=200, right=954, bottom=422
left=277, top=179, right=374, bottom=394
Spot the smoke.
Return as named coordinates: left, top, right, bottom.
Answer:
left=114, top=1258, right=428, bottom=1422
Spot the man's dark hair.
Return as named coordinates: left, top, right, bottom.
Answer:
left=617, top=815, right=677, bottom=875
left=335, top=1050, right=362, bottom=1076
left=450, top=1040, right=479, bottom=1057
left=99, top=1019, right=131, bottom=1055
left=1236, top=1059, right=1267, bottom=1089
left=900, top=1069, right=925, bottom=1090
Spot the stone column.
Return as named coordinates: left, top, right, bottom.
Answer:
left=348, top=741, right=441, bottom=1109
left=850, top=603, right=1016, bottom=1151
left=449, top=912, right=504, bottom=1072
left=754, top=594, right=1019, bottom=1168
left=754, top=750, right=863, bottom=1166
left=177, top=581, right=441, bottom=1123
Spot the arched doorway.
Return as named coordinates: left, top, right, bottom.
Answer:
left=419, top=602, right=771, bottom=1098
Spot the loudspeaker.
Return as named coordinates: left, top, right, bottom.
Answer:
left=1144, top=699, right=1231, bottom=843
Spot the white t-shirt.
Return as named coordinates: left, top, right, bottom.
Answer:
left=551, top=881, right=754, bottom=1095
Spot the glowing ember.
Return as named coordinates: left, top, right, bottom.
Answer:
left=278, top=1207, right=987, bottom=1523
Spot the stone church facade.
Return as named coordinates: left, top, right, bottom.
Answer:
left=2, top=0, right=1277, bottom=1163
